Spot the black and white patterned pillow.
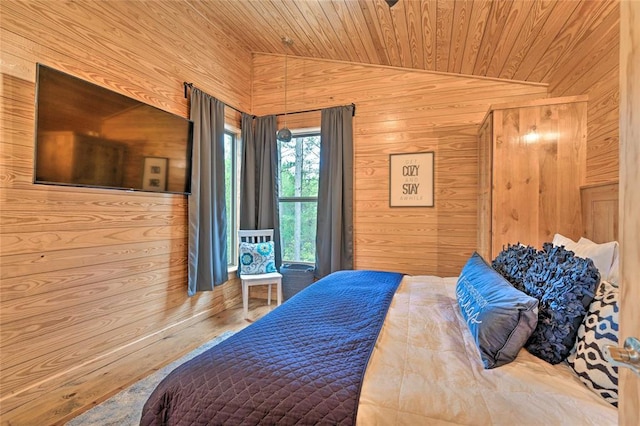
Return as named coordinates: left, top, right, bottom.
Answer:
left=567, top=281, right=619, bottom=406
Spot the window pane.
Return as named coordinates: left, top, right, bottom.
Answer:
left=224, top=133, right=235, bottom=265
left=279, top=201, right=317, bottom=263
left=279, top=135, right=320, bottom=198
left=278, top=133, right=320, bottom=264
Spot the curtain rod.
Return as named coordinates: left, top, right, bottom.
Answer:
left=183, top=82, right=356, bottom=118
left=274, top=103, right=356, bottom=117
left=183, top=82, right=246, bottom=116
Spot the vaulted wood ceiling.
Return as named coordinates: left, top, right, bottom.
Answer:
left=188, top=0, right=618, bottom=84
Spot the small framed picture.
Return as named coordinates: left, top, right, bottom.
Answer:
left=389, top=152, right=434, bottom=207
left=142, top=157, right=168, bottom=191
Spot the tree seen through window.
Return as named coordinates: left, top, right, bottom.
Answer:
left=278, top=134, right=320, bottom=263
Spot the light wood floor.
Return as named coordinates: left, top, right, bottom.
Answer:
left=54, top=299, right=276, bottom=425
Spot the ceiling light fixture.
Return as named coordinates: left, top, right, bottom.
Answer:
left=385, top=0, right=400, bottom=7
left=277, top=36, right=294, bottom=142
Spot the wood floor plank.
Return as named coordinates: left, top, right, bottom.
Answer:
left=2, top=300, right=273, bottom=426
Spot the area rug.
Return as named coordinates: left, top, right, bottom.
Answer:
left=66, top=331, right=235, bottom=426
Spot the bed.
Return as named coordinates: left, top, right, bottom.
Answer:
left=357, top=273, right=617, bottom=425
left=140, top=252, right=619, bottom=425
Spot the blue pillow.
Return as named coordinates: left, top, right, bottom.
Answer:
left=239, top=241, right=277, bottom=275
left=519, top=243, right=599, bottom=364
left=456, top=252, right=539, bottom=369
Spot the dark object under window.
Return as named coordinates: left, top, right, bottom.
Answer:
left=280, top=263, right=315, bottom=300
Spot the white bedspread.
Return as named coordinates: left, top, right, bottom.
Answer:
left=357, top=275, right=617, bottom=425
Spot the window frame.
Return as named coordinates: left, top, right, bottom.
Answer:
left=224, top=129, right=241, bottom=269
left=277, top=131, right=320, bottom=265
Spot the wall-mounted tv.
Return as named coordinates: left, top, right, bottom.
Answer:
left=34, top=64, right=193, bottom=194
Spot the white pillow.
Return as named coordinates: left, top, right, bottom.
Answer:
left=607, top=255, right=619, bottom=285
left=552, top=233, right=580, bottom=250
left=551, top=234, right=617, bottom=282
left=579, top=237, right=619, bottom=285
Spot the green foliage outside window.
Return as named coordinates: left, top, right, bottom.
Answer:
left=224, top=132, right=240, bottom=266
left=279, top=134, right=320, bottom=263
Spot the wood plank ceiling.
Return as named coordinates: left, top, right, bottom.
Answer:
left=186, top=0, right=618, bottom=84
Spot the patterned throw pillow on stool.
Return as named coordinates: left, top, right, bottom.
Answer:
left=239, top=241, right=277, bottom=275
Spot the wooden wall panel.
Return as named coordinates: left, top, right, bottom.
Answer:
left=544, top=1, right=620, bottom=185
left=619, top=2, right=640, bottom=422
left=580, top=182, right=619, bottom=244
left=483, top=97, right=588, bottom=258
left=168, top=0, right=620, bottom=186
left=252, top=54, right=547, bottom=277
left=0, top=1, right=249, bottom=423
left=476, top=113, right=493, bottom=260
left=0, top=1, right=620, bottom=423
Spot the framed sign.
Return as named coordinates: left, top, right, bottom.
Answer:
left=389, top=152, right=434, bottom=207
left=142, top=157, right=168, bottom=191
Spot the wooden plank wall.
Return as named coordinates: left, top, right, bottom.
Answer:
left=0, top=1, right=250, bottom=423
left=485, top=97, right=588, bottom=258
left=0, top=1, right=622, bottom=423
left=476, top=114, right=493, bottom=260
left=543, top=0, right=620, bottom=185
left=251, top=54, right=548, bottom=276
left=580, top=182, right=619, bottom=244
left=189, top=0, right=621, bottom=186
left=619, top=2, right=640, bottom=422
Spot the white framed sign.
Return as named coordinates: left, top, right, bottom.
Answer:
left=389, top=152, right=434, bottom=207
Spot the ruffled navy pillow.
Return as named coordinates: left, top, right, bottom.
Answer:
left=493, top=243, right=600, bottom=364
left=491, top=243, right=537, bottom=289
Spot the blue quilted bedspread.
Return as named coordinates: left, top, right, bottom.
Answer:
left=140, top=270, right=403, bottom=426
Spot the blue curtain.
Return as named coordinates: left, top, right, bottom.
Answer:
left=315, top=105, right=354, bottom=278
left=187, top=88, right=228, bottom=296
left=239, top=114, right=282, bottom=269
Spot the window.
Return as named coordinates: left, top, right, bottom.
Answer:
left=224, top=131, right=241, bottom=267
left=278, top=133, right=321, bottom=264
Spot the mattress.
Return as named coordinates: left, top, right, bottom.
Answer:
left=357, top=275, right=618, bottom=425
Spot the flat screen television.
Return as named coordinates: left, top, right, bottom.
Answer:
left=34, top=64, right=193, bottom=194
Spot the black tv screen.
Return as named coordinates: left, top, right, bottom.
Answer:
left=34, top=64, right=193, bottom=194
